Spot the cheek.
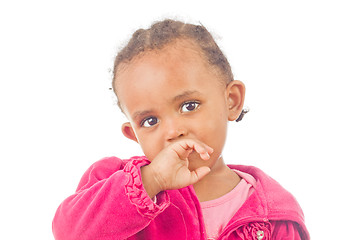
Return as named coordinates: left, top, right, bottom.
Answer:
left=199, top=113, right=228, bottom=148
left=138, top=136, right=163, bottom=161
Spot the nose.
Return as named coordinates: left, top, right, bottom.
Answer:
left=164, top=117, right=188, bottom=142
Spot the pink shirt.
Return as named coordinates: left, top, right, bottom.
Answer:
left=200, top=170, right=257, bottom=239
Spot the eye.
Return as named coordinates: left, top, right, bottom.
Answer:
left=180, top=101, right=200, bottom=113
left=141, top=116, right=158, bottom=128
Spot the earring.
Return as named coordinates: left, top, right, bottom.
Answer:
left=236, top=107, right=250, bottom=122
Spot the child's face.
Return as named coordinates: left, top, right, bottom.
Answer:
left=114, top=41, right=244, bottom=170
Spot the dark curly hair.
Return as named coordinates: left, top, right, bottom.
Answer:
left=112, top=19, right=234, bottom=94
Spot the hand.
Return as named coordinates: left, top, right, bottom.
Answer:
left=141, top=139, right=213, bottom=198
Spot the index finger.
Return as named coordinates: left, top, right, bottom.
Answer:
left=171, top=139, right=213, bottom=160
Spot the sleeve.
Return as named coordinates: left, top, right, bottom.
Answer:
left=271, top=220, right=309, bottom=240
left=52, top=156, right=170, bottom=240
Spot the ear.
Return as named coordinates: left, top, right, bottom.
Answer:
left=121, top=122, right=138, bottom=143
left=226, top=80, right=246, bottom=121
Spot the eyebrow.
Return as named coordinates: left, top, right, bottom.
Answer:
left=131, top=90, right=202, bottom=121
left=132, top=110, right=153, bottom=122
left=171, top=90, right=201, bottom=103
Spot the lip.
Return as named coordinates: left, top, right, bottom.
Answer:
left=187, top=149, right=211, bottom=162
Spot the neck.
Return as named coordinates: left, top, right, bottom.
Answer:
left=193, top=156, right=240, bottom=202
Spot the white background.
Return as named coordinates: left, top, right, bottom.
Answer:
left=1, top=0, right=359, bottom=239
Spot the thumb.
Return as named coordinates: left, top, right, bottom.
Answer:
left=188, top=166, right=211, bottom=185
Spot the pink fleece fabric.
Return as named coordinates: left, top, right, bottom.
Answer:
left=53, top=156, right=310, bottom=239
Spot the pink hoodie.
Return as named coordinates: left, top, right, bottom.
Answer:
left=53, top=156, right=309, bottom=239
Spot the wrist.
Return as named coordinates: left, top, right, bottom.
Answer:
left=141, top=164, right=163, bottom=199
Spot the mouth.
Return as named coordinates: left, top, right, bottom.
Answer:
left=187, top=149, right=211, bottom=162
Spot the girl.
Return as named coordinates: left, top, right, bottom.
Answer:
left=53, top=19, right=309, bottom=240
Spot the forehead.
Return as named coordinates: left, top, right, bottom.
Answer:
left=115, top=39, right=225, bottom=84
left=114, top=41, right=225, bottom=115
